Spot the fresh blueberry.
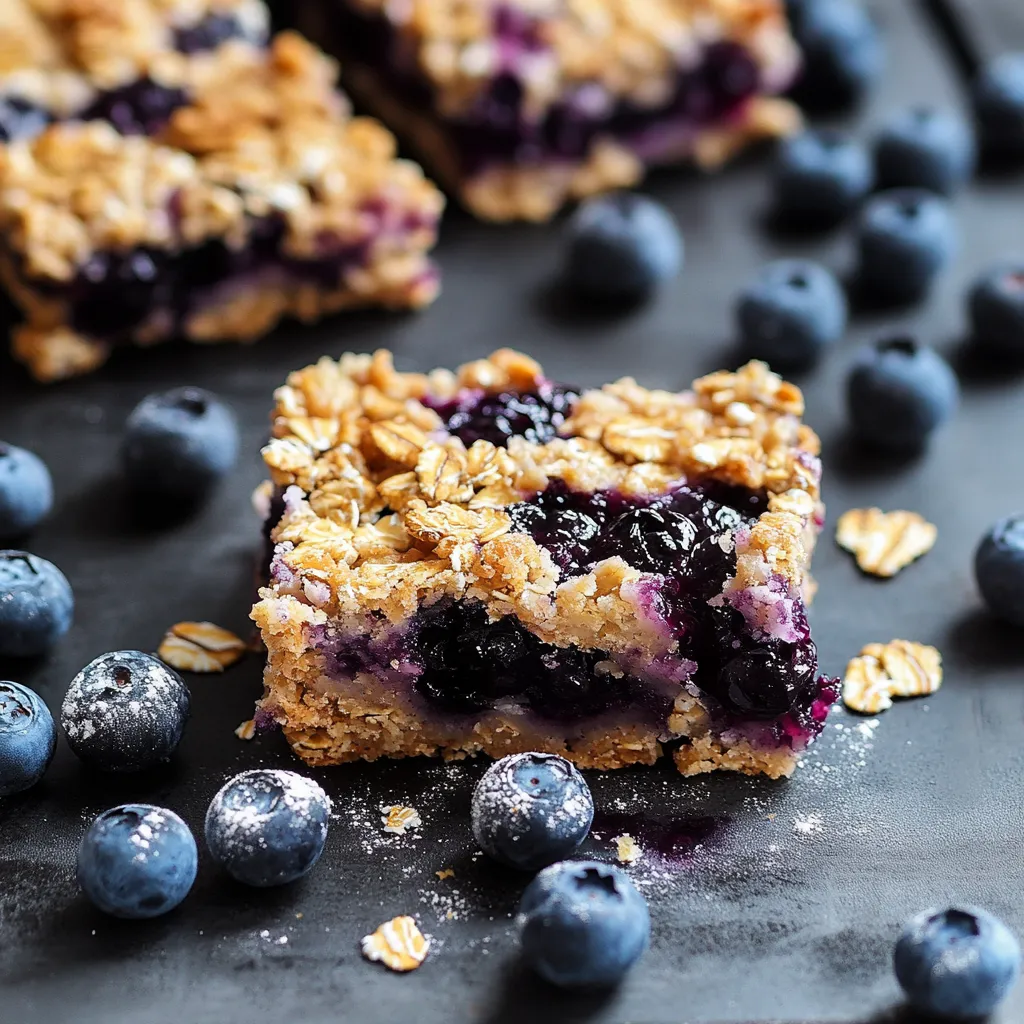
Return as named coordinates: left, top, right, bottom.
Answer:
left=0, top=444, right=53, bottom=540
left=789, top=0, right=884, bottom=112
left=846, top=336, right=959, bottom=451
left=77, top=804, right=198, bottom=919
left=517, top=860, right=650, bottom=988
left=973, top=53, right=1024, bottom=159
left=969, top=261, right=1024, bottom=353
left=61, top=651, right=190, bottom=772
left=0, top=681, right=56, bottom=796
left=564, top=192, right=683, bottom=301
left=875, top=107, right=976, bottom=195
left=736, top=259, right=847, bottom=368
left=856, top=189, right=957, bottom=303
left=205, top=769, right=330, bottom=887
left=895, top=906, right=1021, bottom=1019
left=121, top=387, right=239, bottom=503
left=773, top=130, right=873, bottom=225
left=471, top=752, right=594, bottom=871
left=975, top=515, right=1024, bottom=627
left=0, top=551, right=74, bottom=658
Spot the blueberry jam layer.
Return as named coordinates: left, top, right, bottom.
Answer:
left=426, top=381, right=579, bottom=447
left=310, top=480, right=834, bottom=748
left=330, top=3, right=763, bottom=174
left=8, top=205, right=432, bottom=345
left=0, top=12, right=265, bottom=143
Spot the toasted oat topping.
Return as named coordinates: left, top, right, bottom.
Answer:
left=0, top=34, right=444, bottom=283
left=235, top=718, right=256, bottom=740
left=361, top=916, right=430, bottom=972
left=381, top=804, right=422, bottom=834
left=0, top=0, right=268, bottom=111
left=345, top=0, right=797, bottom=118
left=836, top=508, right=937, bottom=578
left=158, top=621, right=246, bottom=673
left=256, top=350, right=821, bottom=660
left=842, top=640, right=942, bottom=715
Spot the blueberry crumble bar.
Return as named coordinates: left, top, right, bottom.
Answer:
left=0, top=0, right=270, bottom=141
left=299, top=0, right=803, bottom=221
left=0, top=34, right=444, bottom=381
left=253, top=349, right=836, bottom=779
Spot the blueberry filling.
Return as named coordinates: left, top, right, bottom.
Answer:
left=310, top=476, right=833, bottom=745
left=81, top=80, right=190, bottom=138
left=427, top=382, right=579, bottom=447
left=328, top=3, right=763, bottom=174
left=0, top=96, right=51, bottom=143
left=173, top=12, right=262, bottom=54
left=7, top=207, right=423, bottom=345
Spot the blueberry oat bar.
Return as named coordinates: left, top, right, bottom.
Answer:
left=0, top=34, right=444, bottom=381
left=0, top=0, right=270, bottom=140
left=300, top=0, right=802, bottom=221
left=253, top=349, right=836, bottom=779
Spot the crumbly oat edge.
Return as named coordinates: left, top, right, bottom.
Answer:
left=339, top=0, right=798, bottom=123
left=345, top=62, right=800, bottom=222
left=7, top=256, right=439, bottom=382
left=253, top=592, right=797, bottom=777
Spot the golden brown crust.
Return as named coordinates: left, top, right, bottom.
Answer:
left=0, top=0, right=268, bottom=111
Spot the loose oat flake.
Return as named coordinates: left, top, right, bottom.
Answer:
left=361, top=916, right=429, bottom=972
left=836, top=508, right=937, bottom=578
left=382, top=805, right=422, bottom=835
left=158, top=622, right=247, bottom=673
left=614, top=834, right=642, bottom=864
left=435, top=868, right=455, bottom=881
left=235, top=719, right=256, bottom=741
left=842, top=640, right=942, bottom=714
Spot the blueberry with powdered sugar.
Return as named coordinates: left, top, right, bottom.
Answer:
left=471, top=752, right=594, bottom=871
left=205, top=769, right=331, bottom=887
left=61, top=651, right=190, bottom=772
left=77, top=804, right=197, bottom=919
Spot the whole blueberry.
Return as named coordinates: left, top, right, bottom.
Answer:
left=471, top=752, right=594, bottom=871
left=121, top=387, right=239, bottom=503
left=0, top=681, right=56, bottom=796
left=969, top=261, right=1024, bottom=353
left=974, top=53, right=1024, bottom=159
left=61, top=651, right=190, bottom=772
left=736, top=259, right=847, bottom=368
left=875, top=107, right=976, bottom=195
left=790, top=0, right=884, bottom=112
left=0, top=551, right=74, bottom=658
left=517, top=860, right=650, bottom=988
left=846, top=336, right=959, bottom=451
left=0, top=443, right=53, bottom=540
left=205, top=769, right=330, bottom=887
left=856, top=189, right=957, bottom=303
left=975, top=515, right=1024, bottom=627
left=77, top=804, right=198, bottom=919
left=895, top=906, right=1021, bottom=1019
left=564, top=192, right=683, bottom=301
left=773, top=130, right=873, bottom=225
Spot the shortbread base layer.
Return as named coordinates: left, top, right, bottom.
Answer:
left=3, top=254, right=439, bottom=382
left=343, top=64, right=801, bottom=222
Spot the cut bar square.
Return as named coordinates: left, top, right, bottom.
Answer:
left=0, top=33, right=445, bottom=381
left=298, top=0, right=803, bottom=221
left=253, top=349, right=837, bottom=780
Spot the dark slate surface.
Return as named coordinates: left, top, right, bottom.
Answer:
left=2, top=2, right=1024, bottom=1022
